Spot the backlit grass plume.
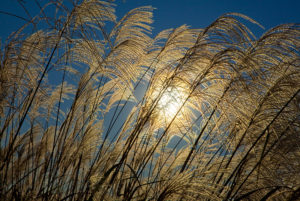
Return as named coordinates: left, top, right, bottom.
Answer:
left=0, top=1, right=299, bottom=200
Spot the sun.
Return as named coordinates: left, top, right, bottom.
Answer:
left=145, top=70, right=191, bottom=127
left=157, top=86, right=187, bottom=120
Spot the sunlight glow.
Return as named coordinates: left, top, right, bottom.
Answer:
left=157, top=86, right=187, bottom=120
left=147, top=70, right=191, bottom=127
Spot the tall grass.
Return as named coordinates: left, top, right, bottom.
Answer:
left=0, top=1, right=299, bottom=200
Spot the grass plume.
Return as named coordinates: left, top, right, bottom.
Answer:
left=0, top=1, right=299, bottom=200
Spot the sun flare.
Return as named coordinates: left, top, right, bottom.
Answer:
left=157, top=86, right=187, bottom=119
left=146, top=70, right=191, bottom=126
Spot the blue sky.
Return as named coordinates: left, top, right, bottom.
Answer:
left=119, top=0, right=300, bottom=29
left=0, top=0, right=299, bottom=40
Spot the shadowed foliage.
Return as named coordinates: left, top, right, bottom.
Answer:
left=0, top=0, right=299, bottom=200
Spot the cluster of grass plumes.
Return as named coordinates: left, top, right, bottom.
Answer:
left=1, top=0, right=300, bottom=200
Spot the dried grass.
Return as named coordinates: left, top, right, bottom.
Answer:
left=0, top=1, right=299, bottom=200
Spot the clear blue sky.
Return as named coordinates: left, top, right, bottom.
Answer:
left=0, top=0, right=299, bottom=40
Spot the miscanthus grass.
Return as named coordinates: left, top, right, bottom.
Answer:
left=0, top=1, right=299, bottom=200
